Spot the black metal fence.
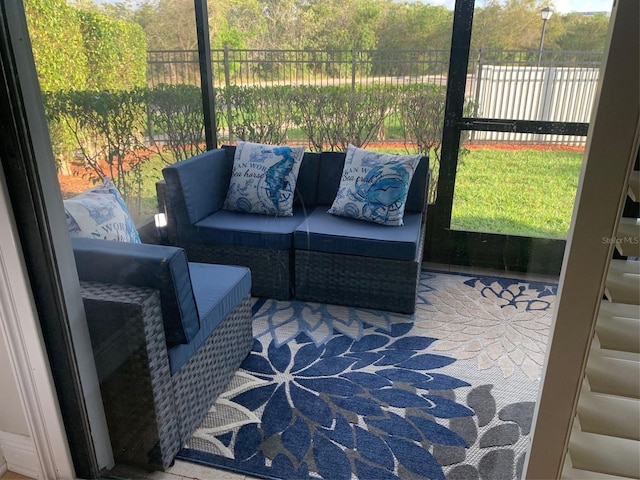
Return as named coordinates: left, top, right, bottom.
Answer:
left=147, top=48, right=604, bottom=145
left=147, top=48, right=454, bottom=88
left=147, top=48, right=602, bottom=86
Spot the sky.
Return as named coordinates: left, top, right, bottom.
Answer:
left=423, top=0, right=613, bottom=13
left=550, top=0, right=613, bottom=13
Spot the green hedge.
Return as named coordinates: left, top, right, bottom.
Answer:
left=24, top=0, right=88, bottom=91
left=147, top=84, right=206, bottom=163
left=49, top=83, right=448, bottom=213
left=49, top=82, right=449, bottom=166
left=221, top=85, right=296, bottom=145
left=78, top=10, right=146, bottom=91
left=290, top=84, right=398, bottom=151
left=25, top=0, right=146, bottom=92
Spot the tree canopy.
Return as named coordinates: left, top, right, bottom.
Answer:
left=69, top=0, right=609, bottom=53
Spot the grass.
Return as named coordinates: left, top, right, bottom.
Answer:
left=72, top=145, right=583, bottom=239
left=127, top=154, right=168, bottom=225
left=451, top=147, right=583, bottom=239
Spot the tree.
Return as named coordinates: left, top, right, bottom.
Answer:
left=210, top=0, right=261, bottom=49
left=376, top=2, right=452, bottom=51
left=156, top=0, right=198, bottom=50
left=303, top=0, right=381, bottom=51
left=85, top=0, right=608, bottom=56
left=97, top=0, right=259, bottom=51
left=557, top=13, right=609, bottom=51
left=253, top=0, right=302, bottom=49
left=471, top=0, right=564, bottom=51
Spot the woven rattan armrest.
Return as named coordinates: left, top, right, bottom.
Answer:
left=80, top=281, right=181, bottom=470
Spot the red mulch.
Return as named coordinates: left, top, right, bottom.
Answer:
left=58, top=147, right=164, bottom=198
left=463, top=142, right=585, bottom=153
left=58, top=173, right=94, bottom=198
left=365, top=141, right=585, bottom=153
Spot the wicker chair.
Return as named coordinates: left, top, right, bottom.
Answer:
left=73, top=239, right=253, bottom=470
left=159, top=146, right=320, bottom=301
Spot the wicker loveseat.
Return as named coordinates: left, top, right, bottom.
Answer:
left=71, top=237, right=253, bottom=470
left=159, top=145, right=429, bottom=314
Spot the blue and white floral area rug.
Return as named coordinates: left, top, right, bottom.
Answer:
left=176, top=270, right=557, bottom=480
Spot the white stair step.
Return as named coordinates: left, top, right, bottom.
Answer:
left=569, top=421, right=640, bottom=479
left=615, top=217, right=640, bottom=257
left=596, top=301, right=640, bottom=353
left=605, top=259, right=640, bottom=305
left=628, top=170, right=640, bottom=202
left=577, top=381, right=640, bottom=440
left=586, top=350, right=640, bottom=399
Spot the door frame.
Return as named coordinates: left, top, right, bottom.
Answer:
left=0, top=2, right=113, bottom=477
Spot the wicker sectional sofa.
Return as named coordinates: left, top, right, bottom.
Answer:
left=159, top=145, right=429, bottom=314
left=71, top=237, right=253, bottom=470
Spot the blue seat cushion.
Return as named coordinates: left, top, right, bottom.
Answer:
left=294, top=207, right=423, bottom=261
left=168, top=263, right=251, bottom=374
left=72, top=237, right=199, bottom=348
left=192, top=209, right=311, bottom=250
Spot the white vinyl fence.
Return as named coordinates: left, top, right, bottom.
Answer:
left=470, top=65, right=600, bottom=144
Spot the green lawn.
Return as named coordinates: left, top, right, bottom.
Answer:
left=125, top=146, right=584, bottom=239
left=451, top=148, right=583, bottom=239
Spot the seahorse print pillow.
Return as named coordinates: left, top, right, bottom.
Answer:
left=64, top=177, right=141, bottom=243
left=328, top=144, right=422, bottom=226
left=223, top=141, right=306, bottom=216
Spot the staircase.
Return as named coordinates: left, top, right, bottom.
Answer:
left=562, top=157, right=640, bottom=479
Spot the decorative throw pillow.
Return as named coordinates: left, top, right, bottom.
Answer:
left=328, top=144, right=422, bottom=226
left=223, top=141, right=305, bottom=216
left=64, top=177, right=141, bottom=243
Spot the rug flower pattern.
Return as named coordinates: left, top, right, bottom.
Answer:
left=180, top=270, right=557, bottom=480
left=416, top=273, right=556, bottom=380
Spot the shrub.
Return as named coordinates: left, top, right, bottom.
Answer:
left=24, top=0, right=88, bottom=92
left=291, top=85, right=395, bottom=151
left=397, top=84, right=472, bottom=202
left=77, top=10, right=146, bottom=91
left=147, top=84, right=206, bottom=163
left=220, top=85, right=295, bottom=145
left=26, top=0, right=147, bottom=175
left=51, top=89, right=148, bottom=208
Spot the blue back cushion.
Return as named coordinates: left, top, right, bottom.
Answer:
left=296, top=152, right=320, bottom=208
left=316, top=151, right=347, bottom=205
left=163, top=148, right=232, bottom=226
left=405, top=156, right=430, bottom=213
left=72, top=237, right=200, bottom=347
left=167, top=263, right=252, bottom=374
